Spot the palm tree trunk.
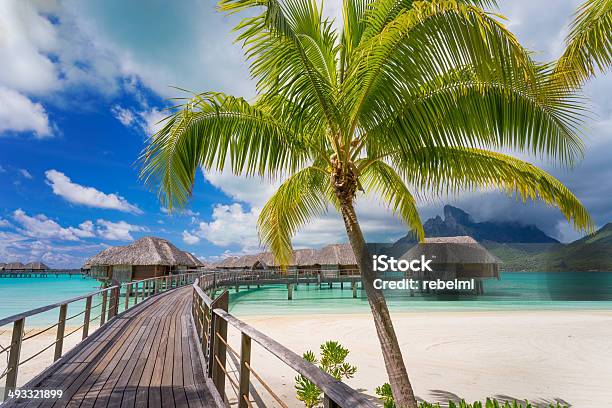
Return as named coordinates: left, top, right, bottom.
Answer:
left=338, top=198, right=418, bottom=408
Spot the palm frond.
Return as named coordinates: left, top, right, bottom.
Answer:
left=556, top=0, right=612, bottom=87
left=258, top=166, right=331, bottom=266
left=345, top=1, right=534, bottom=139
left=359, top=160, right=424, bottom=240
left=361, top=65, right=586, bottom=166
left=392, top=147, right=594, bottom=232
left=139, top=92, right=310, bottom=210
left=220, top=0, right=343, bottom=141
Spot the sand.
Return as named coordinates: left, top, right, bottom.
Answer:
left=2, top=311, right=610, bottom=407
left=229, top=310, right=612, bottom=407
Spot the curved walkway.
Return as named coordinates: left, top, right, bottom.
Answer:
left=4, top=287, right=219, bottom=408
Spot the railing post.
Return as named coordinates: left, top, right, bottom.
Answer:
left=108, top=287, right=116, bottom=320
left=113, top=286, right=120, bottom=316
left=83, top=296, right=92, bottom=340
left=238, top=332, right=252, bottom=408
left=125, top=283, right=131, bottom=311
left=4, top=318, right=24, bottom=400
left=100, top=290, right=107, bottom=325
left=209, top=291, right=229, bottom=392
left=154, top=278, right=159, bottom=295
left=134, top=282, right=139, bottom=304
left=54, top=303, right=67, bottom=361
left=201, top=301, right=208, bottom=358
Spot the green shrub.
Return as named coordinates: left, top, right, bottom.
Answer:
left=295, top=341, right=358, bottom=408
left=375, top=385, right=568, bottom=408
left=375, top=383, right=396, bottom=408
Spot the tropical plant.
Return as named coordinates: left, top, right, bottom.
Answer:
left=295, top=341, right=358, bottom=407
left=556, top=0, right=612, bottom=87
left=139, top=0, right=594, bottom=406
left=376, top=382, right=396, bottom=408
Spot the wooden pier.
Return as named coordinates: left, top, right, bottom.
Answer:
left=0, top=270, right=375, bottom=408
left=0, top=271, right=84, bottom=278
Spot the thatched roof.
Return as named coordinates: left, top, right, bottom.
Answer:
left=85, top=236, right=203, bottom=267
left=215, top=244, right=356, bottom=268
left=4, top=262, right=26, bottom=270
left=24, top=262, right=50, bottom=270
left=402, top=236, right=500, bottom=264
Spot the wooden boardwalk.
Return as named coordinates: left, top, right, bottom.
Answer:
left=4, top=287, right=220, bottom=408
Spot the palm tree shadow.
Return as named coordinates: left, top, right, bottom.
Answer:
left=494, top=394, right=572, bottom=407
left=421, top=390, right=572, bottom=407
left=428, top=389, right=463, bottom=403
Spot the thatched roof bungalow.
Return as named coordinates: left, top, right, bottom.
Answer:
left=24, top=262, right=50, bottom=271
left=4, top=262, right=26, bottom=271
left=401, top=236, right=500, bottom=280
left=215, top=244, right=357, bottom=275
left=85, top=236, right=203, bottom=282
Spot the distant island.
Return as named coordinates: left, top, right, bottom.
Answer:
left=394, top=205, right=612, bottom=272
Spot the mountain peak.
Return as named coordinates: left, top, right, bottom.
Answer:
left=398, top=205, right=559, bottom=244
left=443, top=205, right=471, bottom=224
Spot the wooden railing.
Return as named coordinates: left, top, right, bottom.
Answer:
left=0, top=271, right=202, bottom=400
left=192, top=271, right=375, bottom=408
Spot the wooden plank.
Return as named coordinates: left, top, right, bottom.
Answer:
left=119, top=296, right=172, bottom=408
left=64, top=301, right=153, bottom=408
left=160, top=295, right=181, bottom=407
left=133, top=304, right=171, bottom=408
left=181, top=315, right=204, bottom=408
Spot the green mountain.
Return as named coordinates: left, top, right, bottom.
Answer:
left=392, top=206, right=612, bottom=271
left=485, top=223, right=612, bottom=271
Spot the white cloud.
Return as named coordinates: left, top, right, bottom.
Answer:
left=0, top=230, right=106, bottom=268
left=0, top=218, right=12, bottom=228
left=197, top=203, right=261, bottom=250
left=203, top=169, right=281, bottom=208
left=111, top=104, right=167, bottom=136
left=0, top=1, right=60, bottom=95
left=45, top=169, right=142, bottom=214
left=12, top=209, right=95, bottom=241
left=182, top=230, right=200, bottom=245
left=111, top=104, right=135, bottom=126
left=19, top=169, right=33, bottom=179
left=0, top=86, right=53, bottom=137
left=96, top=219, right=146, bottom=241
left=139, top=108, right=166, bottom=135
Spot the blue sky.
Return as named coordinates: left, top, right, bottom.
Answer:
left=1, top=0, right=611, bottom=268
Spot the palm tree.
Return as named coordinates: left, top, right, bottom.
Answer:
left=556, top=0, right=612, bottom=87
left=140, top=1, right=593, bottom=406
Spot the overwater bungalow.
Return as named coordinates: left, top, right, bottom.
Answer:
left=24, top=262, right=50, bottom=271
left=401, top=236, right=500, bottom=293
left=4, top=262, right=26, bottom=271
left=85, top=236, right=203, bottom=282
left=215, top=243, right=358, bottom=276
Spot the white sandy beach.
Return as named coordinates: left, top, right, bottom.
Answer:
left=3, top=311, right=610, bottom=407
left=229, top=310, right=612, bottom=408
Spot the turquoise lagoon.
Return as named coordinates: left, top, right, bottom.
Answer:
left=1, top=273, right=611, bottom=326
left=0, top=275, right=102, bottom=326
left=227, top=272, right=612, bottom=316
